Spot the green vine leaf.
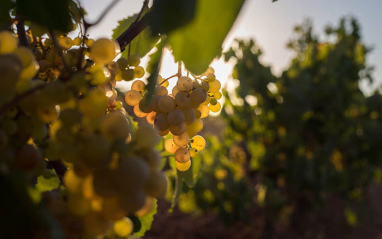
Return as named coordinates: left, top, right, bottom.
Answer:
left=133, top=199, right=157, bottom=237
left=112, top=12, right=159, bottom=58
left=35, top=170, right=60, bottom=193
left=168, top=0, right=246, bottom=75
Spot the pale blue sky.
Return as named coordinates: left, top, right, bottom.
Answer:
left=81, top=0, right=382, bottom=93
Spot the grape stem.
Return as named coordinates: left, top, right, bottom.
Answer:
left=159, top=74, right=179, bottom=86
left=16, top=18, right=29, bottom=47
left=49, top=30, right=70, bottom=72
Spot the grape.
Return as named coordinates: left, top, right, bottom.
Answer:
left=64, top=169, right=84, bottom=194
left=20, top=60, right=39, bottom=80
left=0, top=31, right=18, bottom=53
left=175, top=92, right=191, bottom=109
left=172, top=85, right=180, bottom=97
left=209, top=101, right=221, bottom=112
left=176, top=76, right=193, bottom=92
left=127, top=54, right=140, bottom=66
left=100, top=111, right=130, bottom=141
left=78, top=133, right=111, bottom=168
left=189, top=148, right=198, bottom=157
left=14, top=47, right=35, bottom=68
left=154, top=113, right=169, bottom=131
left=100, top=196, right=126, bottom=220
left=158, top=95, right=175, bottom=113
left=73, top=37, right=82, bottom=46
left=79, top=88, right=108, bottom=118
left=146, top=111, right=156, bottom=125
left=186, top=119, right=203, bottom=138
left=67, top=194, right=90, bottom=216
left=165, top=139, right=179, bottom=153
left=37, top=105, right=59, bottom=123
left=84, top=211, right=111, bottom=236
left=190, top=88, right=207, bottom=106
left=89, top=38, right=120, bottom=64
left=121, top=69, right=135, bottom=81
left=175, top=160, right=191, bottom=171
left=133, top=104, right=147, bottom=117
left=173, top=132, right=190, bottom=147
left=119, top=189, right=146, bottom=214
left=214, top=92, right=222, bottom=100
left=137, top=148, right=162, bottom=169
left=200, top=82, right=210, bottom=92
left=93, top=168, right=119, bottom=197
left=138, top=96, right=154, bottom=113
left=131, top=80, right=146, bottom=93
left=117, top=57, right=129, bottom=69
left=207, top=73, right=216, bottom=82
left=125, top=90, right=142, bottom=106
left=203, top=95, right=211, bottom=105
left=208, top=79, right=221, bottom=93
left=58, top=36, right=73, bottom=50
left=210, top=97, right=218, bottom=105
left=167, top=109, right=185, bottom=126
left=197, top=104, right=209, bottom=118
left=203, top=66, right=215, bottom=76
left=157, top=128, right=170, bottom=136
left=174, top=147, right=190, bottom=163
left=135, top=126, right=159, bottom=148
left=114, top=217, right=133, bottom=237
left=145, top=170, right=167, bottom=198
left=155, top=85, right=168, bottom=96
left=191, top=135, right=206, bottom=151
left=169, top=122, right=186, bottom=136
left=15, top=144, right=42, bottom=170
left=134, top=66, right=145, bottom=78
left=182, top=107, right=196, bottom=124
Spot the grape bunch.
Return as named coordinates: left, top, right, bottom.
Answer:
left=125, top=66, right=222, bottom=172
left=0, top=29, right=167, bottom=238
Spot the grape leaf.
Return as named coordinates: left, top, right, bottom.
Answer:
left=168, top=0, right=246, bottom=74
left=35, top=170, right=60, bottom=193
left=148, top=0, right=197, bottom=35
left=0, top=0, right=15, bottom=27
left=16, top=0, right=72, bottom=32
left=112, top=13, right=159, bottom=58
left=134, top=199, right=157, bottom=237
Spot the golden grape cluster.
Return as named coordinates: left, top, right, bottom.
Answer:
left=125, top=66, right=222, bottom=172
left=0, top=29, right=168, bottom=238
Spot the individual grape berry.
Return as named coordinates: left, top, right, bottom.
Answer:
left=197, top=104, right=209, bottom=118
left=155, top=85, right=168, bottom=96
left=133, top=104, right=147, bottom=117
left=121, top=69, right=135, bottom=81
left=189, top=148, right=198, bottom=157
left=176, top=76, right=193, bottom=92
left=209, top=97, right=218, bottom=105
left=175, top=159, right=191, bottom=172
left=117, top=57, right=129, bottom=69
left=182, top=107, right=196, bottom=125
left=125, top=90, right=142, bottom=106
left=174, top=147, right=190, bottom=163
left=169, top=122, right=186, bottom=136
left=209, top=101, right=221, bottom=113
left=58, top=36, right=73, bottom=50
left=158, top=95, right=176, bottom=113
left=173, top=132, right=190, bottom=147
left=214, top=92, right=222, bottom=100
left=135, top=126, right=159, bottom=148
left=190, top=135, right=206, bottom=151
left=131, top=80, right=146, bottom=93
left=175, top=92, right=191, bottom=109
left=145, top=170, right=167, bottom=198
left=165, top=139, right=179, bottom=154
left=72, top=37, right=82, bottom=46
left=154, top=113, right=170, bottom=131
left=167, top=109, right=185, bottom=126
left=127, top=54, right=140, bottom=66
left=200, top=82, right=210, bottom=92
left=208, top=79, right=221, bottom=93
left=146, top=111, right=156, bottom=125
left=0, top=31, right=18, bottom=53
left=172, top=85, right=180, bottom=97
left=207, top=73, right=216, bottom=82
left=114, top=217, right=133, bottom=237
left=89, top=38, right=120, bottom=64
left=190, top=88, right=207, bottom=106
left=134, top=66, right=145, bottom=78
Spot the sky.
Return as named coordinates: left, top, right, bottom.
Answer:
left=80, top=0, right=382, bottom=94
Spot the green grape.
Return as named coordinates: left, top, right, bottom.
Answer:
left=200, top=82, right=210, bottom=92
left=155, top=85, right=168, bottom=96
left=169, top=122, right=186, bottom=136
left=0, top=54, right=22, bottom=94
left=0, top=31, right=18, bottom=53
left=190, top=88, right=207, bottom=107
left=127, top=54, right=140, bottom=66
left=125, top=90, right=142, bottom=106
left=117, top=57, right=129, bottom=69
left=197, top=104, right=209, bottom=118
left=78, top=132, right=111, bottom=168
left=189, top=148, right=198, bottom=157
left=30, top=123, right=48, bottom=141
left=203, top=66, right=215, bottom=76
left=137, top=148, right=162, bottom=169
left=133, top=66, right=145, bottom=78
left=158, top=95, right=176, bottom=113
left=208, top=79, right=221, bottom=93
left=58, top=36, right=73, bottom=50
left=115, top=156, right=150, bottom=193
left=84, top=211, right=111, bottom=236
left=15, top=144, right=42, bottom=170
left=151, top=95, right=163, bottom=113
left=37, top=105, right=59, bottom=123
left=175, top=160, right=191, bottom=171
left=157, top=128, right=170, bottom=136
left=146, top=111, right=156, bottom=125
left=72, top=37, right=82, bottom=46
left=106, top=89, right=117, bottom=103
left=191, top=135, right=206, bottom=151
left=167, top=109, right=185, bottom=126
left=133, top=104, right=147, bottom=117
left=101, top=197, right=126, bottom=220
left=172, top=85, right=180, bottom=97
left=174, top=147, right=190, bottom=163
left=93, top=168, right=119, bottom=197
left=108, top=61, right=119, bottom=72
left=131, top=80, right=146, bottom=93
left=119, top=189, right=146, bottom=214
left=115, top=100, right=123, bottom=109
left=182, top=107, right=196, bottom=125
left=79, top=88, right=108, bottom=118
left=206, top=73, right=216, bottom=82
left=121, top=69, right=135, bottom=81
left=60, top=108, right=81, bottom=128
left=138, top=96, right=155, bottom=113
left=186, top=119, right=203, bottom=138
left=209, top=101, right=221, bottom=112
left=145, top=170, right=167, bottom=198
left=114, top=217, right=134, bottom=237
left=214, top=92, right=222, bottom=100
left=14, top=46, right=35, bottom=68
left=193, top=81, right=201, bottom=88
left=20, top=60, right=39, bottom=80
left=135, top=126, right=159, bottom=148
left=175, top=92, right=191, bottom=109
left=154, top=113, right=169, bottom=131
left=209, top=97, right=218, bottom=105
left=101, top=111, right=130, bottom=141
left=89, top=38, right=120, bottom=64
left=176, top=76, right=193, bottom=92
left=38, top=59, right=50, bottom=73
left=165, top=139, right=179, bottom=154
left=173, top=132, right=190, bottom=147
